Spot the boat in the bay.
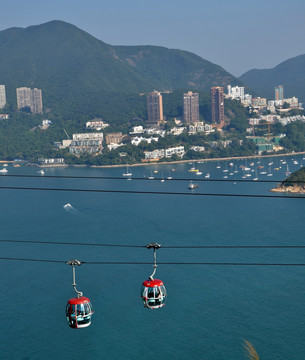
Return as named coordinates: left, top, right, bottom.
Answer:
left=188, top=181, right=198, bottom=189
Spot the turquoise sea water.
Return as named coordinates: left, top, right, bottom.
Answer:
left=0, top=155, right=305, bottom=360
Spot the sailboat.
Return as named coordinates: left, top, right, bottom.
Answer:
left=285, top=163, right=291, bottom=176
left=216, top=160, right=221, bottom=169
left=122, top=165, right=132, bottom=177
left=253, top=168, right=259, bottom=181
left=267, top=165, right=273, bottom=176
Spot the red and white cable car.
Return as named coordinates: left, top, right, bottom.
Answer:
left=141, top=243, right=167, bottom=309
left=65, top=260, right=94, bottom=329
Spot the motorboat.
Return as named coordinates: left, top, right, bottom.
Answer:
left=188, top=181, right=198, bottom=190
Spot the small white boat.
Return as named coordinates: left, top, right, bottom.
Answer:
left=167, top=176, right=173, bottom=180
left=223, top=175, right=228, bottom=179
left=38, top=169, right=45, bottom=175
left=229, top=162, right=234, bottom=167
left=204, top=173, right=210, bottom=178
left=253, top=177, right=258, bottom=181
left=122, top=165, right=132, bottom=177
left=195, top=171, right=203, bottom=176
left=0, top=168, right=8, bottom=173
left=260, top=171, right=267, bottom=175
left=3, top=163, right=8, bottom=167
left=293, top=160, right=298, bottom=165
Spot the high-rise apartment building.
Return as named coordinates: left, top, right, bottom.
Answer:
left=210, top=87, right=224, bottom=124
left=31, top=88, right=43, bottom=114
left=16, top=87, right=43, bottom=114
left=183, top=91, right=199, bottom=124
left=274, top=85, right=284, bottom=101
left=0, top=85, right=6, bottom=109
left=147, top=90, right=163, bottom=124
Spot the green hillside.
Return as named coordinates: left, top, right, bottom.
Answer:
left=0, top=20, right=242, bottom=110
left=239, top=54, right=305, bottom=102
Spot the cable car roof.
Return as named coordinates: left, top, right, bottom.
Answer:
left=142, top=279, right=164, bottom=287
left=67, top=296, right=91, bottom=305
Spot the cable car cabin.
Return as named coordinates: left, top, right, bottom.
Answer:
left=66, top=297, right=93, bottom=329
left=141, top=279, right=166, bottom=309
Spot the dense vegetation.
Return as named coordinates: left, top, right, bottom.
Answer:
left=0, top=90, right=252, bottom=162
left=239, top=54, right=305, bottom=103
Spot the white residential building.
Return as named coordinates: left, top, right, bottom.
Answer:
left=0, top=85, right=6, bottom=109
left=144, top=146, right=185, bottom=160
left=144, top=149, right=165, bottom=160
left=189, top=122, right=213, bottom=135
left=86, top=120, right=109, bottom=130
left=227, top=85, right=245, bottom=100
left=168, top=127, right=186, bottom=136
left=241, top=94, right=252, bottom=106
left=69, top=133, right=103, bottom=155
left=165, top=146, right=185, bottom=158
left=131, top=136, right=158, bottom=146
left=130, top=126, right=144, bottom=134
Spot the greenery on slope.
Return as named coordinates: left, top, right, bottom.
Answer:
left=282, top=167, right=305, bottom=187
left=0, top=90, right=251, bottom=162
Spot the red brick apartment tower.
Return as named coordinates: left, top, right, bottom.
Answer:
left=210, top=86, right=224, bottom=127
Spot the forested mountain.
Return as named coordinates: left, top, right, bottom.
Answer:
left=239, top=54, right=305, bottom=102
left=0, top=20, right=242, bottom=110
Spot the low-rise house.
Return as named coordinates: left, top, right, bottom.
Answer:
left=105, top=132, right=123, bottom=145
left=168, top=127, right=186, bottom=136
left=190, top=146, right=205, bottom=152
left=144, top=146, right=185, bottom=160
left=38, top=158, right=65, bottom=166
left=131, top=136, right=158, bottom=146
left=86, top=118, right=109, bottom=130
left=129, top=126, right=144, bottom=134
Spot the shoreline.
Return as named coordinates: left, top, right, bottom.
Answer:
left=88, top=151, right=305, bottom=169
left=271, top=185, right=305, bottom=194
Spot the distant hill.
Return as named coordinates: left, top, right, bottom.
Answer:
left=239, top=54, right=305, bottom=103
left=0, top=20, right=243, bottom=109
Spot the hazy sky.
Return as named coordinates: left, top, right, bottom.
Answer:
left=1, top=0, right=305, bottom=76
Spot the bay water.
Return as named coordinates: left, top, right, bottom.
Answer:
left=0, top=155, right=305, bottom=360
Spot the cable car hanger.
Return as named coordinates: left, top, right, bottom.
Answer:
left=146, top=242, right=161, bottom=280
left=67, top=259, right=83, bottom=297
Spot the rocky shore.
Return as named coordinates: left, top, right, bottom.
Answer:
left=271, top=185, right=305, bottom=194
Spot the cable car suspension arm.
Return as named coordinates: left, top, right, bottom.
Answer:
left=146, top=243, right=161, bottom=280
left=66, top=259, right=83, bottom=298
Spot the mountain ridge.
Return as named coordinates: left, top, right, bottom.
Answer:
left=0, top=20, right=243, bottom=109
left=239, top=54, right=305, bottom=102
